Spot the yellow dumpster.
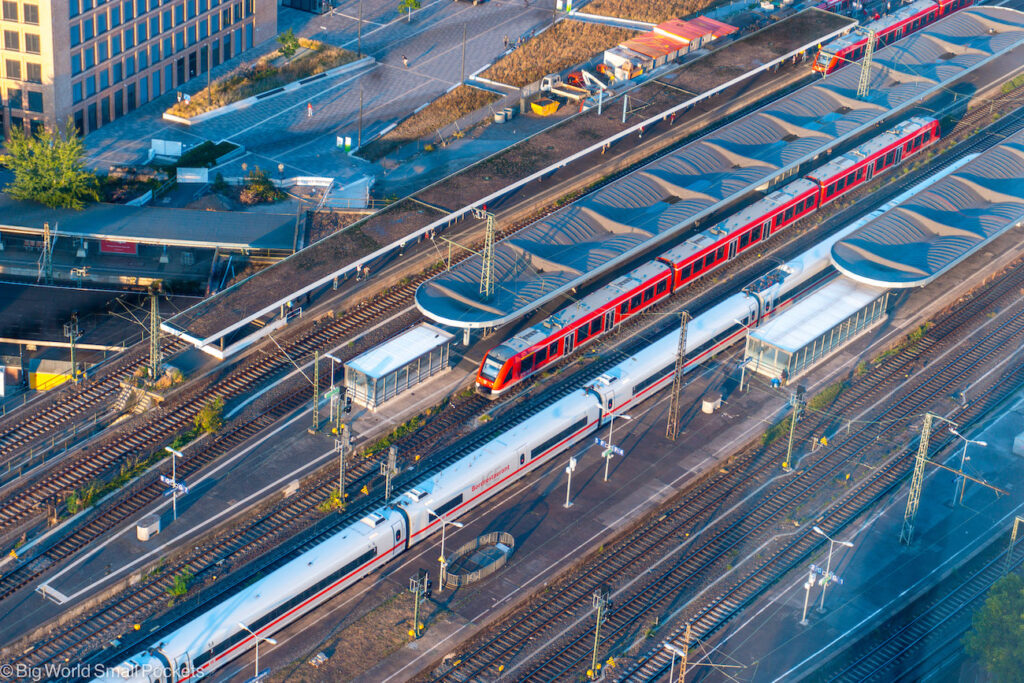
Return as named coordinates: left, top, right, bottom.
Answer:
left=531, top=98, right=560, bottom=116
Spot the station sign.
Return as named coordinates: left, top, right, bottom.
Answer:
left=594, top=437, right=624, bottom=456
left=160, top=475, right=190, bottom=495
left=809, top=563, right=843, bottom=585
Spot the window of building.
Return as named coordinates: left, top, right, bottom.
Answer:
left=69, top=0, right=80, bottom=17
left=24, top=33, right=39, bottom=53
left=5, top=59, right=20, bottom=80
left=137, top=49, right=147, bottom=68
left=85, top=74, right=95, bottom=96
left=74, top=109, right=84, bottom=134
left=26, top=90, right=42, bottom=112
left=70, top=24, right=81, bottom=46
left=9, top=115, right=23, bottom=132
left=148, top=0, right=158, bottom=10
left=72, top=52, right=82, bottom=74
left=83, top=18, right=94, bottom=41
left=25, top=62, right=40, bottom=82
left=100, top=68, right=109, bottom=89
left=2, top=1, right=16, bottom=20
left=210, top=13, right=218, bottom=31
left=111, top=5, right=121, bottom=25
left=29, top=119, right=43, bottom=135
left=173, top=29, right=182, bottom=50
left=98, top=40, right=108, bottom=61
left=186, top=24, right=195, bottom=45
left=187, top=0, right=195, bottom=18
left=135, top=0, right=144, bottom=16
left=210, top=0, right=218, bottom=7
left=112, top=34, right=121, bottom=54
left=23, top=3, right=39, bottom=23
left=173, top=2, right=183, bottom=23
left=4, top=31, right=20, bottom=51
left=7, top=87, right=22, bottom=109
left=125, top=53, right=134, bottom=75
left=221, top=7, right=229, bottom=26
left=97, top=13, right=107, bottom=34
left=124, top=0, right=135, bottom=19
left=73, top=81, right=83, bottom=103
left=84, top=46, right=95, bottom=67
left=149, top=16, right=158, bottom=36
left=161, top=35, right=170, bottom=55
left=112, top=61, right=122, bottom=82
left=245, top=0, right=252, bottom=16
left=161, top=8, right=170, bottom=30
left=136, top=23, right=146, bottom=41
left=198, top=20, right=206, bottom=38
left=150, top=43, right=159, bottom=62
left=232, top=2, right=240, bottom=21
left=125, top=27, right=135, bottom=47
left=198, top=0, right=206, bottom=11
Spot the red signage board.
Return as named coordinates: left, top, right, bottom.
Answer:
left=100, top=240, right=138, bottom=255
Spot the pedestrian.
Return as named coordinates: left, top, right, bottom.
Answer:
left=503, top=34, right=509, bottom=49
left=402, top=55, right=409, bottom=68
left=307, top=102, right=313, bottom=117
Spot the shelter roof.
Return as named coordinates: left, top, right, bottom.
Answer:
left=831, top=128, right=1024, bottom=287
left=0, top=196, right=296, bottom=251
left=345, top=323, right=453, bottom=379
left=749, top=277, right=888, bottom=353
left=415, top=6, right=1024, bottom=328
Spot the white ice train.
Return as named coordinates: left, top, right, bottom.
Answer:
left=93, top=225, right=867, bottom=683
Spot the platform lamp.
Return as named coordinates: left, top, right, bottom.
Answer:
left=237, top=622, right=276, bottom=678
left=603, top=413, right=632, bottom=482
left=812, top=526, right=852, bottom=613
left=427, top=508, right=463, bottom=591
left=948, top=428, right=987, bottom=506
left=165, top=446, right=185, bottom=521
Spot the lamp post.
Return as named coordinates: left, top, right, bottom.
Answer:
left=948, top=428, right=987, bottom=506
left=324, top=352, right=342, bottom=386
left=564, top=456, right=577, bottom=508
left=237, top=622, right=277, bottom=679
left=603, top=413, right=632, bottom=482
left=812, top=525, right=853, bottom=613
left=427, top=508, right=464, bottom=591
left=164, top=446, right=184, bottom=521
left=799, top=566, right=817, bottom=625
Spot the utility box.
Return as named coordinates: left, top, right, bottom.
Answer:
left=702, top=392, right=722, bottom=414
left=137, top=514, right=161, bottom=541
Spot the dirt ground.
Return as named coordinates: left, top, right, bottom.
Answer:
left=308, top=211, right=369, bottom=243
left=481, top=20, right=639, bottom=88
left=267, top=591, right=452, bottom=682
left=362, top=86, right=502, bottom=161
left=585, top=0, right=716, bottom=23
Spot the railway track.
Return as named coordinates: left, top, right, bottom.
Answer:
left=0, top=338, right=187, bottom=466
left=430, top=250, right=1024, bottom=681
left=816, top=534, right=1024, bottom=682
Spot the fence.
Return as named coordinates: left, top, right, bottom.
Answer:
left=443, top=531, right=515, bottom=588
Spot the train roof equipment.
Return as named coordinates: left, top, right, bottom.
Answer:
left=831, top=127, right=1024, bottom=288
left=414, top=6, right=1024, bottom=330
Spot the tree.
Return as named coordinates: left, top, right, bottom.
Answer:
left=964, top=573, right=1024, bottom=682
left=194, top=397, right=225, bottom=434
left=398, top=0, right=420, bottom=21
left=276, top=28, right=300, bottom=57
left=0, top=119, right=99, bottom=209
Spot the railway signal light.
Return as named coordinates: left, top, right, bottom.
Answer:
left=345, top=396, right=352, bottom=413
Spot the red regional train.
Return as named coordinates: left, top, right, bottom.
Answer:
left=476, top=116, right=939, bottom=397
left=812, top=0, right=973, bottom=75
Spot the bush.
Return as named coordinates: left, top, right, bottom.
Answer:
left=585, top=0, right=716, bottom=22
left=194, top=397, right=225, bottom=434
left=277, top=28, right=300, bottom=58
left=239, top=168, right=286, bottom=205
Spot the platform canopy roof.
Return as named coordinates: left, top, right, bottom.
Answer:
left=345, top=323, right=453, bottom=379
left=749, top=277, right=888, bottom=353
left=415, top=6, right=1024, bottom=329
left=0, top=197, right=297, bottom=251
left=832, top=128, right=1024, bottom=288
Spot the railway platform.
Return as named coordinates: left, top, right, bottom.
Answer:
left=698, top=390, right=1024, bottom=682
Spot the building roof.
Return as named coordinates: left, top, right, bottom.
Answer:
left=345, top=323, right=453, bottom=379
left=415, top=6, right=1024, bottom=329
left=831, top=128, right=1024, bottom=288
left=0, top=197, right=297, bottom=251
left=749, top=277, right=888, bottom=353
left=623, top=33, right=687, bottom=59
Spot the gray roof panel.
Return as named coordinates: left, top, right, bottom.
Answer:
left=831, top=129, right=1024, bottom=287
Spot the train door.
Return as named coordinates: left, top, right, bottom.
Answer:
left=604, top=309, right=615, bottom=332
left=762, top=219, right=772, bottom=237
left=728, top=241, right=737, bottom=260
left=894, top=145, right=903, bottom=166
left=564, top=332, right=575, bottom=356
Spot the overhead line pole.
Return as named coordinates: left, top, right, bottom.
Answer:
left=666, top=311, right=690, bottom=441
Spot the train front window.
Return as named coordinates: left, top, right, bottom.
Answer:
left=815, top=51, right=832, bottom=68
left=481, top=356, right=504, bottom=380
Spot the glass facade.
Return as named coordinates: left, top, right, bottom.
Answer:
left=345, top=335, right=452, bottom=411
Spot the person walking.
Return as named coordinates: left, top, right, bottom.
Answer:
left=503, top=34, right=509, bottom=49
left=307, top=102, right=313, bottom=117
left=402, top=55, right=409, bottom=68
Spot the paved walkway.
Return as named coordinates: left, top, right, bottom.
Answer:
left=83, top=0, right=554, bottom=183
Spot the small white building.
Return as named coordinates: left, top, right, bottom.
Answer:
left=344, top=323, right=454, bottom=410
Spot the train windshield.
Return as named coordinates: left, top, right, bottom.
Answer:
left=815, top=51, right=833, bottom=68
left=480, top=346, right=512, bottom=380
